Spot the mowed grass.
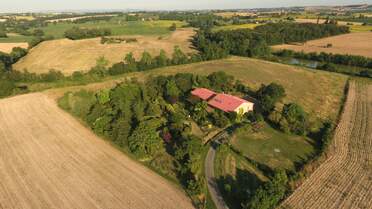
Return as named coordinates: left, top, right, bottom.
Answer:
left=231, top=124, right=315, bottom=170
left=0, top=33, right=33, bottom=43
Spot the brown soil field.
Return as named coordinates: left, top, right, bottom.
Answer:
left=0, top=93, right=194, bottom=209
left=272, top=32, right=372, bottom=58
left=0, top=42, right=28, bottom=53
left=13, top=28, right=195, bottom=75
left=281, top=81, right=372, bottom=209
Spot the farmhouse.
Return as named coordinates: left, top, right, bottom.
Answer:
left=191, top=88, right=254, bottom=114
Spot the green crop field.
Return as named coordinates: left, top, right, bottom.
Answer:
left=231, top=124, right=315, bottom=170
left=0, top=20, right=186, bottom=43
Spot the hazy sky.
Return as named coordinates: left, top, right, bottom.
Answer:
left=1, top=0, right=371, bottom=13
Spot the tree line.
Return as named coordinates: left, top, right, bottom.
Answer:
left=64, top=27, right=112, bottom=40
left=192, top=22, right=350, bottom=59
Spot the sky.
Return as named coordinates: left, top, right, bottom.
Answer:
left=1, top=0, right=371, bottom=13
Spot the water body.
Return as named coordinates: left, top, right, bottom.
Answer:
left=289, top=58, right=319, bottom=69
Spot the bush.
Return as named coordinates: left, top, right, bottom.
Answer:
left=64, top=27, right=111, bottom=40
left=0, top=80, right=15, bottom=98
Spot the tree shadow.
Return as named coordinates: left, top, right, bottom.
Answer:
left=216, top=168, right=264, bottom=209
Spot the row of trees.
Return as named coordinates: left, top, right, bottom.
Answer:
left=192, top=22, right=350, bottom=60
left=64, top=27, right=112, bottom=40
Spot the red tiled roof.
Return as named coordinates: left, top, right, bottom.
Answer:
left=208, top=94, right=248, bottom=112
left=191, top=88, right=216, bottom=100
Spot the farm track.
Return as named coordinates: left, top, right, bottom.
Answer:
left=0, top=93, right=194, bottom=209
left=281, top=81, right=372, bottom=209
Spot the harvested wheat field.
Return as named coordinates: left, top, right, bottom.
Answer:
left=295, top=18, right=363, bottom=26
left=0, top=93, right=194, bottom=209
left=281, top=81, right=372, bottom=209
left=272, top=32, right=372, bottom=58
left=13, top=28, right=195, bottom=75
left=0, top=42, right=28, bottom=53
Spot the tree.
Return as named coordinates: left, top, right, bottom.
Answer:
left=138, top=51, right=153, bottom=70
left=128, top=120, right=165, bottom=159
left=165, top=79, right=181, bottom=103
left=172, top=46, right=188, bottom=65
left=0, top=80, right=15, bottom=98
left=124, top=52, right=138, bottom=71
left=207, top=71, right=234, bottom=92
left=32, top=29, right=44, bottom=37
left=256, top=83, right=286, bottom=114
left=281, top=103, right=308, bottom=135
left=193, top=101, right=209, bottom=124
left=244, top=170, right=288, bottom=209
left=154, top=49, right=169, bottom=67
left=169, top=23, right=177, bottom=31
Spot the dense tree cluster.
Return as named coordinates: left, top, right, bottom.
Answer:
left=58, top=71, right=244, bottom=201
left=243, top=170, right=288, bottom=209
left=255, top=22, right=350, bottom=45
left=256, top=83, right=286, bottom=114
left=64, top=27, right=111, bottom=40
left=192, top=22, right=349, bottom=60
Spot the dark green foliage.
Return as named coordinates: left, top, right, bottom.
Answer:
left=255, top=22, right=350, bottom=45
left=169, top=23, right=177, bottom=31
left=210, top=110, right=229, bottom=128
left=244, top=170, right=288, bottom=209
left=32, top=29, right=44, bottom=37
left=256, top=83, right=286, bottom=114
left=128, top=119, right=165, bottom=159
left=0, top=79, right=15, bottom=98
left=64, top=27, right=111, bottom=40
left=0, top=30, right=7, bottom=38
left=10, top=47, right=28, bottom=63
left=207, top=71, right=234, bottom=92
left=281, top=103, right=309, bottom=135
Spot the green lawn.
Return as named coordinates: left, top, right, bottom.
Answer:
left=231, top=123, right=315, bottom=170
left=0, top=34, right=33, bottom=43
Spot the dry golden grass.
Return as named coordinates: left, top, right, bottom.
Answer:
left=272, top=32, right=372, bottom=58
left=44, top=57, right=348, bottom=121
left=281, top=81, right=372, bottom=209
left=0, top=42, right=28, bottom=53
left=0, top=93, right=194, bottom=209
left=14, top=28, right=195, bottom=75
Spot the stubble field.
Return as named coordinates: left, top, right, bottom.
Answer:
left=281, top=81, right=372, bottom=209
left=0, top=93, right=194, bottom=209
left=272, top=32, right=372, bottom=58
left=13, top=28, right=195, bottom=75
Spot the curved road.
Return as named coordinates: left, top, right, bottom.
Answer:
left=205, top=132, right=229, bottom=209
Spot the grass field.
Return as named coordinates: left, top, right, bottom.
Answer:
left=231, top=124, right=315, bottom=170
left=39, top=57, right=347, bottom=125
left=214, top=23, right=261, bottom=31
left=349, top=25, right=372, bottom=33
left=272, top=32, right=372, bottom=58
left=0, top=20, right=186, bottom=43
left=14, top=28, right=195, bottom=74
